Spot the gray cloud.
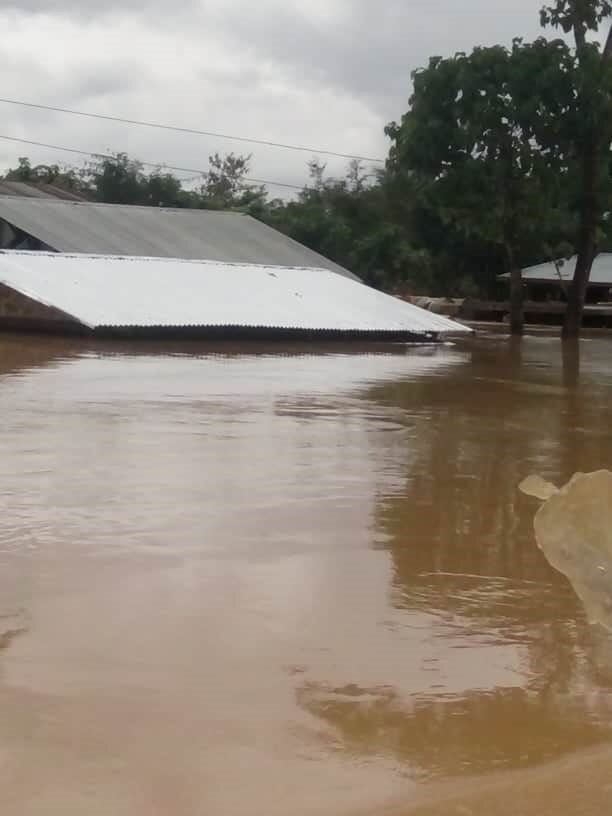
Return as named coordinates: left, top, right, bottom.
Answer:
left=60, top=61, right=150, bottom=102
left=204, top=0, right=546, bottom=117
left=0, top=1, right=568, bottom=192
left=0, top=0, right=199, bottom=13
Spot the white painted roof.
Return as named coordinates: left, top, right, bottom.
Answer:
left=0, top=251, right=470, bottom=335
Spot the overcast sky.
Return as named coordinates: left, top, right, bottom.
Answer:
left=0, top=1, right=551, bottom=195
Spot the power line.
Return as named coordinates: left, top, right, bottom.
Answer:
left=0, top=134, right=306, bottom=191
left=0, top=97, right=386, bottom=164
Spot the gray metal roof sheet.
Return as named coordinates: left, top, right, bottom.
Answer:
left=0, top=182, right=88, bottom=201
left=501, top=254, right=612, bottom=285
left=0, top=250, right=470, bottom=335
left=0, top=196, right=359, bottom=280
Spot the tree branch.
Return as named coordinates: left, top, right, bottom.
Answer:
left=573, top=20, right=587, bottom=50
left=604, top=23, right=612, bottom=58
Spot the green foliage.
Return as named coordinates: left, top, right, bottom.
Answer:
left=539, top=0, right=612, bottom=334
left=262, top=161, right=427, bottom=291
left=4, top=156, right=83, bottom=190
left=87, top=153, right=149, bottom=205
left=83, top=152, right=264, bottom=209
left=541, top=0, right=612, bottom=42
left=386, top=39, right=577, bottom=280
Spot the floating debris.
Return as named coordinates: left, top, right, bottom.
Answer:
left=519, top=470, right=612, bottom=632
left=518, top=475, right=561, bottom=502
left=0, top=610, right=28, bottom=651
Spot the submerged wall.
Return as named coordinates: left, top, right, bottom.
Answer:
left=0, top=283, right=83, bottom=332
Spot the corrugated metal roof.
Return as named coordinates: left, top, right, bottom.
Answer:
left=0, top=197, right=358, bottom=281
left=0, top=250, right=470, bottom=335
left=0, top=182, right=88, bottom=201
left=502, top=254, right=612, bottom=285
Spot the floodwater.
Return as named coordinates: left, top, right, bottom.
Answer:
left=0, top=332, right=611, bottom=816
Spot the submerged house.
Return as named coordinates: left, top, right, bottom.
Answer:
left=501, top=255, right=612, bottom=303
left=0, top=196, right=358, bottom=277
left=0, top=198, right=469, bottom=341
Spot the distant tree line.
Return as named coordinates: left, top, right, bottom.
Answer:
left=1, top=151, right=454, bottom=297
left=3, top=1, right=612, bottom=337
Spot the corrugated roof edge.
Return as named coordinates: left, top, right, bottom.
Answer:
left=90, top=325, right=443, bottom=343
left=0, top=183, right=90, bottom=202
left=94, top=323, right=468, bottom=336
left=0, top=196, right=238, bottom=212
left=0, top=248, right=348, bottom=274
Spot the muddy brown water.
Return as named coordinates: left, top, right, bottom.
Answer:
left=1, top=332, right=612, bottom=815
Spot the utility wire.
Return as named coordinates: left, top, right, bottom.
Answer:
left=0, top=134, right=306, bottom=191
left=0, top=97, right=386, bottom=164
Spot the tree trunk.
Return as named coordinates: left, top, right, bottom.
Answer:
left=604, top=25, right=612, bottom=60
left=563, top=245, right=596, bottom=338
left=503, top=234, right=523, bottom=335
left=562, top=146, right=598, bottom=339
left=573, top=20, right=587, bottom=51
left=509, top=265, right=524, bottom=336
left=563, top=25, right=612, bottom=339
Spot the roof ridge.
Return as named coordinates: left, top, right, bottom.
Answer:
left=0, top=248, right=331, bottom=273
left=0, top=195, right=245, bottom=215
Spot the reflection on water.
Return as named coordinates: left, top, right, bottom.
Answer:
left=1, top=333, right=612, bottom=815
left=298, top=679, right=607, bottom=777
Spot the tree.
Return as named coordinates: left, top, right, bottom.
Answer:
left=386, top=39, right=575, bottom=334
left=197, top=152, right=266, bottom=212
left=263, top=160, right=425, bottom=290
left=143, top=170, right=190, bottom=208
left=81, top=151, right=264, bottom=210
left=541, top=0, right=612, bottom=47
left=4, top=156, right=83, bottom=191
left=541, top=1, right=612, bottom=337
left=86, top=153, right=148, bottom=205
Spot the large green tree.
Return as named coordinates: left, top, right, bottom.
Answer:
left=386, top=38, right=575, bottom=334
left=541, top=0, right=612, bottom=337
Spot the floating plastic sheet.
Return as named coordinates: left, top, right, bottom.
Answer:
left=520, top=471, right=612, bottom=632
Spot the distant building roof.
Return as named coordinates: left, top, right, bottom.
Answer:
left=0, top=197, right=358, bottom=280
left=0, top=181, right=89, bottom=202
left=500, top=254, right=612, bottom=286
left=0, top=250, right=470, bottom=336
